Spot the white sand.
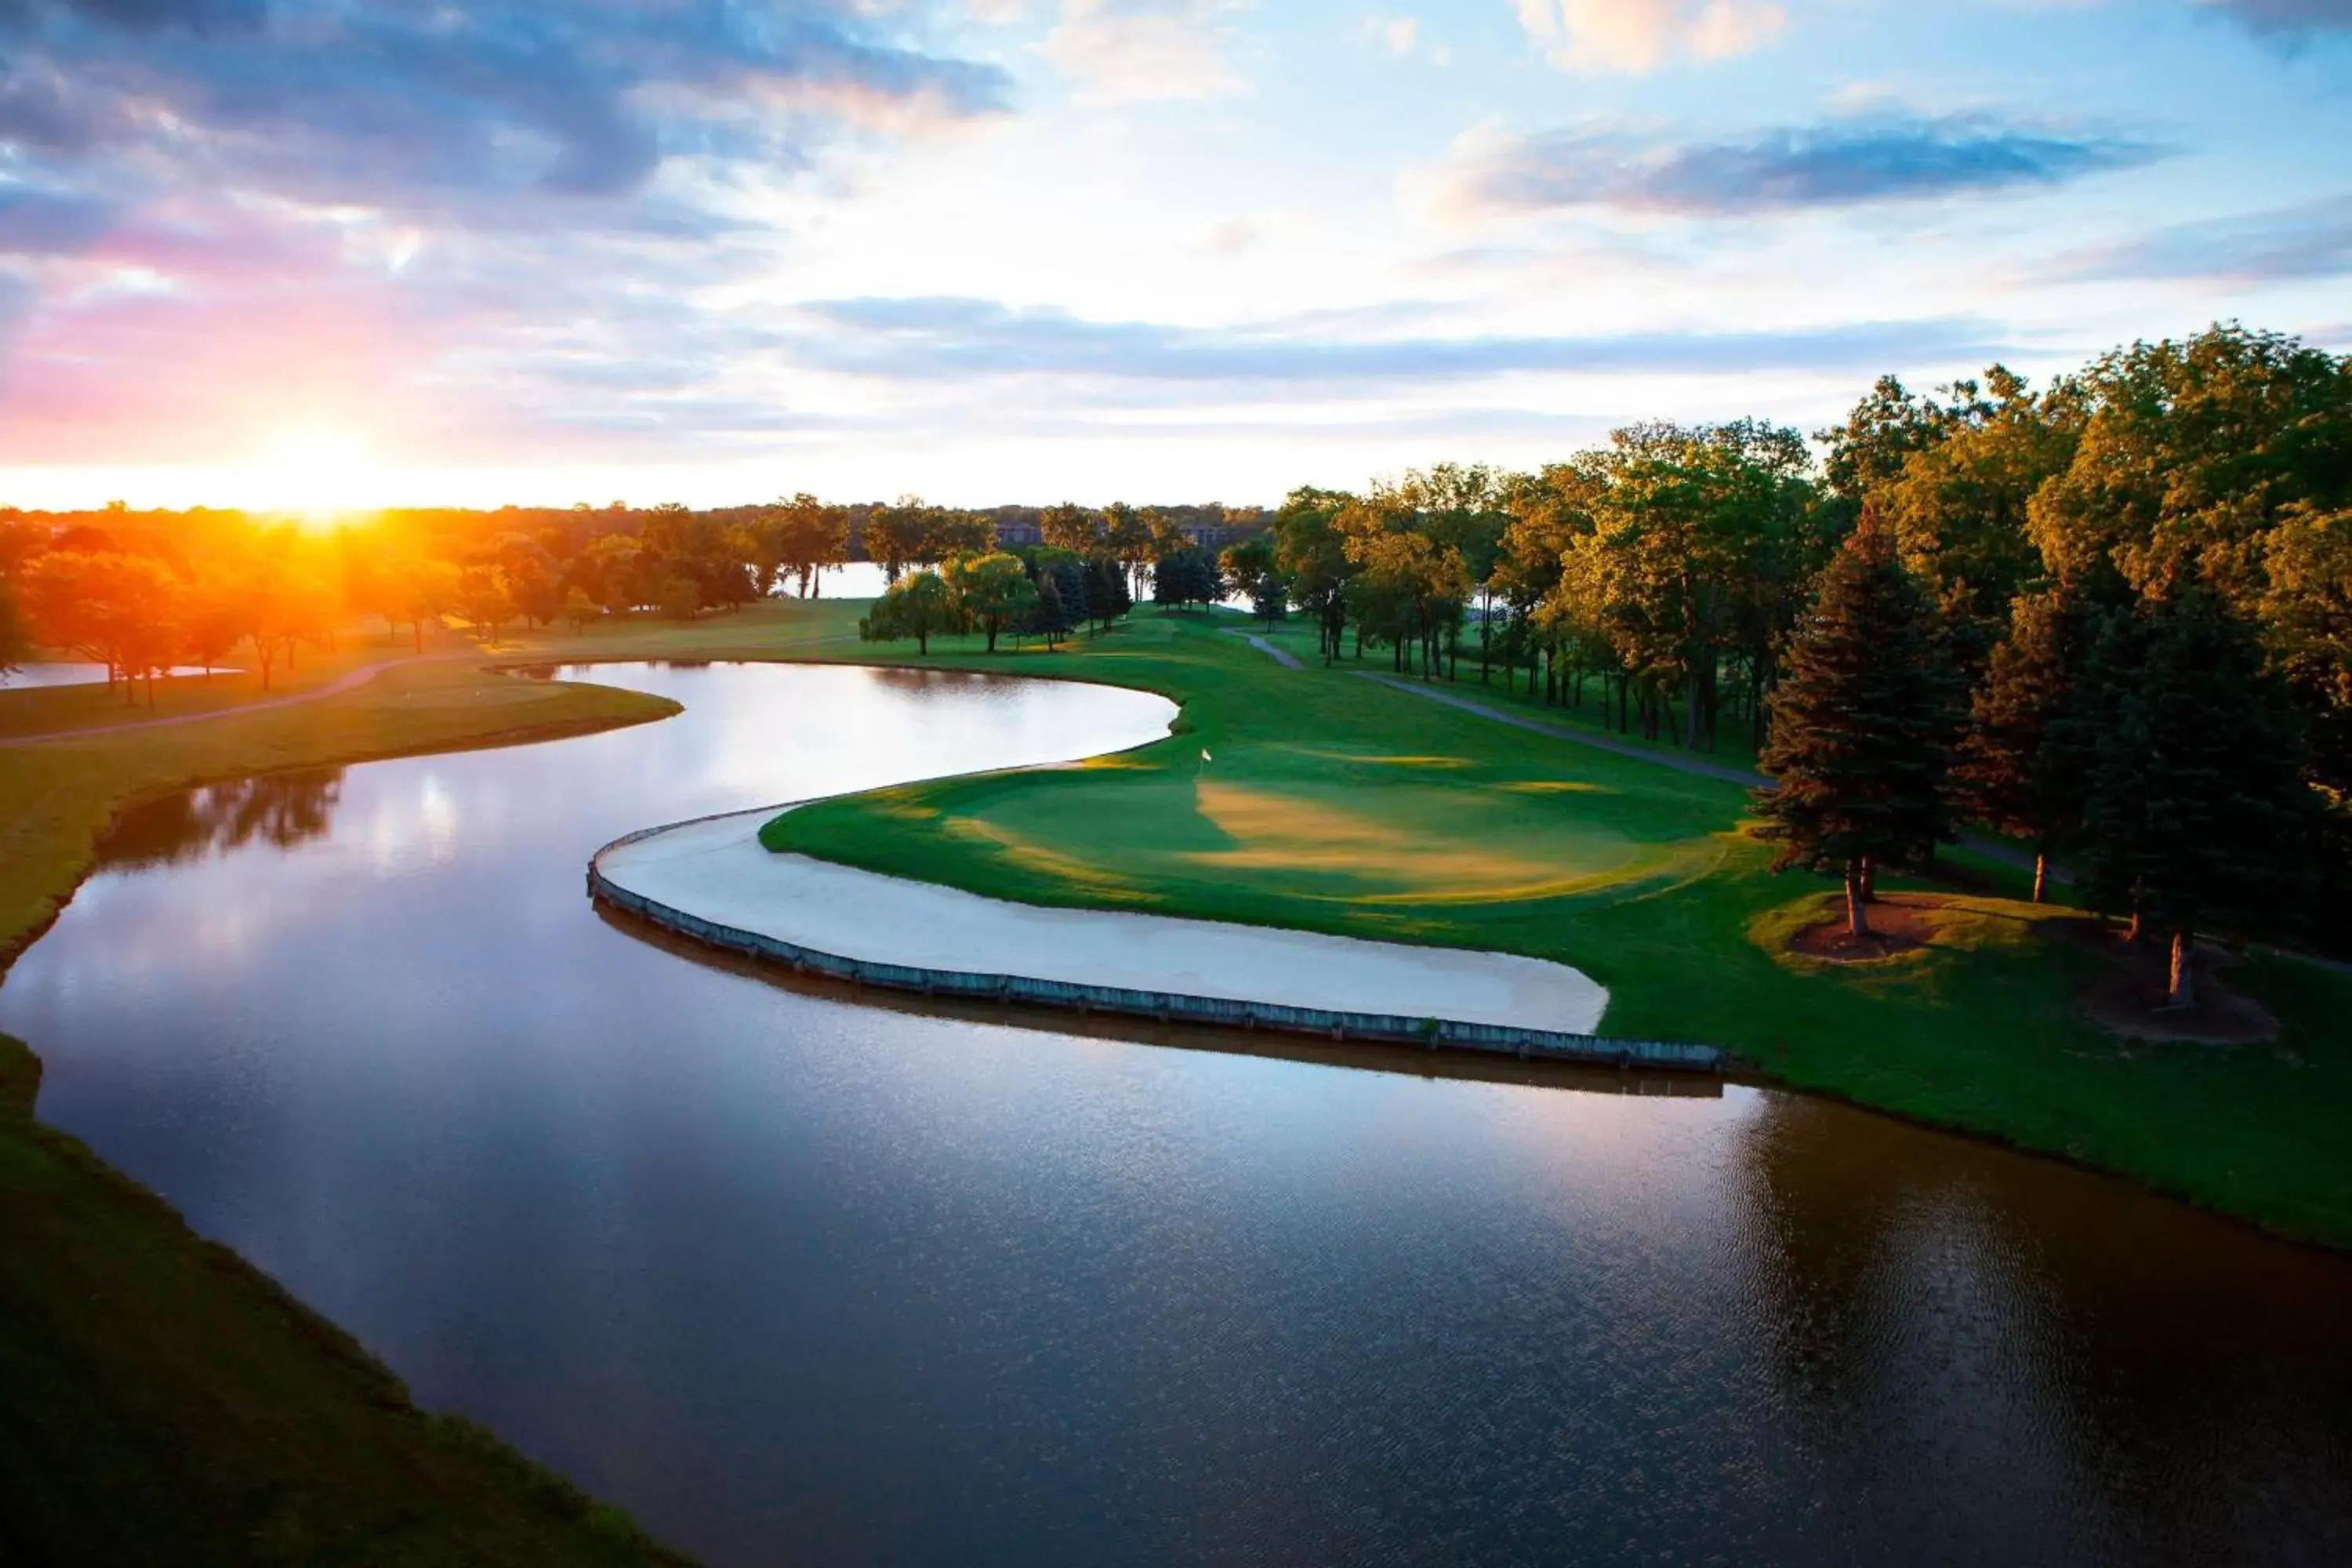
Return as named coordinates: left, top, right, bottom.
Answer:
left=597, top=808, right=1610, bottom=1034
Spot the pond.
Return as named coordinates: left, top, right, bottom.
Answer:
left=3, top=661, right=2347, bottom=1566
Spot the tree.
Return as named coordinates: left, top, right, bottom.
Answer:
left=1102, top=502, right=1154, bottom=597
left=1557, top=420, right=1811, bottom=750
left=923, top=510, right=996, bottom=564
left=1151, top=546, right=1220, bottom=610
left=1039, top=503, right=1100, bottom=555
left=768, top=493, right=852, bottom=597
left=2076, top=589, right=2313, bottom=1006
left=460, top=566, right=517, bottom=640
left=583, top=534, right=644, bottom=612
left=658, top=573, right=699, bottom=623
left=1957, top=588, right=2092, bottom=902
left=860, top=568, right=958, bottom=654
left=507, top=553, right=562, bottom=627
left=21, top=550, right=183, bottom=704
left=1034, top=553, right=1089, bottom=643
left=1218, top=536, right=1283, bottom=623
left=563, top=586, right=601, bottom=632
left=2027, top=325, right=2352, bottom=606
left=1753, top=513, right=1962, bottom=938
left=1817, top=373, right=1960, bottom=507
left=868, top=498, right=932, bottom=585
left=1083, top=554, right=1133, bottom=631
left=1272, top=487, right=1355, bottom=662
left=0, top=572, right=28, bottom=674
left=2262, top=503, right=2352, bottom=799
left=1031, top=572, right=1072, bottom=648
left=1878, top=365, right=2080, bottom=670
left=943, top=551, right=1035, bottom=652
left=396, top=558, right=460, bottom=652
left=183, top=567, right=247, bottom=675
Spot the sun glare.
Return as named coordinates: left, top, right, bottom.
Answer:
left=243, top=426, right=382, bottom=519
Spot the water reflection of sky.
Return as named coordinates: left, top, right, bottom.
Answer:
left=3, top=662, right=2347, bottom=1568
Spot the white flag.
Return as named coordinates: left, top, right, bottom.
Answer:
left=1200, top=749, right=1212, bottom=762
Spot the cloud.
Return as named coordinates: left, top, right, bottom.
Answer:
left=1423, top=113, right=2164, bottom=218
left=1364, top=14, right=1418, bottom=56
left=0, top=2, right=1015, bottom=464
left=1514, top=0, right=1787, bottom=74
left=2060, top=194, right=2352, bottom=282
left=1039, top=0, right=1248, bottom=104
left=0, top=2, right=1009, bottom=221
left=0, top=187, right=118, bottom=254
left=2194, top=0, right=2352, bottom=36
left=786, top=294, right=2005, bottom=382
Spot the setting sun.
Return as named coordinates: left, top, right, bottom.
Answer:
left=241, top=427, right=381, bottom=518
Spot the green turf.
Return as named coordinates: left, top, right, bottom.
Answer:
left=759, top=608, right=2352, bottom=1250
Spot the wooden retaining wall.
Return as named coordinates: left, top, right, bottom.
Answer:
left=586, top=824, right=1725, bottom=1074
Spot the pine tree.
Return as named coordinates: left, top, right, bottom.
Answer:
left=1957, top=587, right=2091, bottom=902
left=1754, top=510, right=1961, bottom=938
left=2076, top=587, right=2312, bottom=1006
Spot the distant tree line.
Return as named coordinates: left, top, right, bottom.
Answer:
left=0, top=493, right=1254, bottom=700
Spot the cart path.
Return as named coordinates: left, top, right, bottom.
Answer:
left=2, top=655, right=431, bottom=746
left=1356, top=671, right=2055, bottom=879
left=1221, top=627, right=1304, bottom=670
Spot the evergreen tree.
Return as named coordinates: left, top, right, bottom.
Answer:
left=2075, top=588, right=2312, bottom=1006
left=1084, top=554, right=1132, bottom=630
left=1043, top=555, right=1089, bottom=632
left=1031, top=572, right=1073, bottom=648
left=1753, top=511, right=1961, bottom=937
left=1957, top=587, right=2092, bottom=902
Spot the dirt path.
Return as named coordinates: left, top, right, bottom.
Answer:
left=1221, top=627, right=1304, bottom=670
left=2, top=656, right=430, bottom=747
left=1357, top=673, right=1767, bottom=786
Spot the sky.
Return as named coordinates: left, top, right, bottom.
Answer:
left=0, top=0, right=2347, bottom=511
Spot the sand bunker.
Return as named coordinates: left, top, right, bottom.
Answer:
left=597, top=808, right=1610, bottom=1035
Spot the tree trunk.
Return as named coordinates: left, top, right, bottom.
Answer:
left=1859, top=855, right=1877, bottom=903
left=2031, top=850, right=2049, bottom=905
left=1846, top=864, right=1871, bottom=938
left=2167, top=928, right=2195, bottom=1009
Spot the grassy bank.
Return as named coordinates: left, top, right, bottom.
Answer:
left=739, top=607, right=2352, bottom=1250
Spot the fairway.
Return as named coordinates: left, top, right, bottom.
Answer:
left=760, top=606, right=2352, bottom=1250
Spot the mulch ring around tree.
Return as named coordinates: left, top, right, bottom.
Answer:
left=1786, top=894, right=1950, bottom=962
left=2053, top=919, right=2280, bottom=1044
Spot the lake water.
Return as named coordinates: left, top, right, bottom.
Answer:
left=3, top=661, right=2348, bottom=1566
left=1, top=661, right=230, bottom=688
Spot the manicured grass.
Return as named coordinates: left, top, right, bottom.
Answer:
left=0, top=1033, right=688, bottom=1566
left=760, top=608, right=2352, bottom=1250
